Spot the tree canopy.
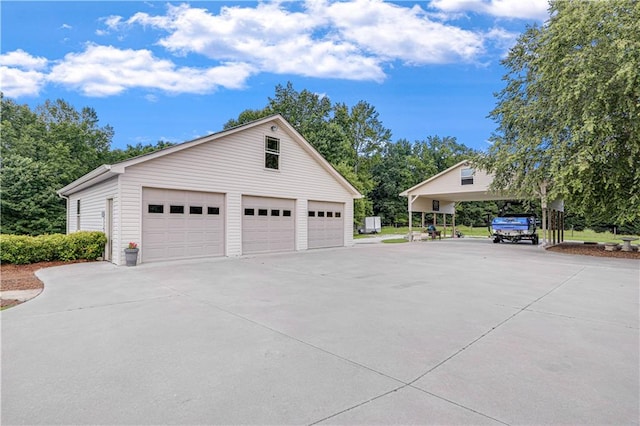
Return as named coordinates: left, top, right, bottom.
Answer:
left=476, top=0, right=640, bottom=225
left=1, top=95, right=173, bottom=235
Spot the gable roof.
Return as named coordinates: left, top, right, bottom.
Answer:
left=399, top=160, right=471, bottom=196
left=58, top=114, right=362, bottom=198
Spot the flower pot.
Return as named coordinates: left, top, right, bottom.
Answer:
left=124, top=248, right=139, bottom=266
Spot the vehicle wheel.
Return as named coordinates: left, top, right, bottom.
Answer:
left=493, top=237, right=500, bottom=243
left=533, top=235, right=539, bottom=245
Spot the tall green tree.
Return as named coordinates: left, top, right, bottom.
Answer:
left=1, top=96, right=115, bottom=235
left=476, top=0, right=640, bottom=224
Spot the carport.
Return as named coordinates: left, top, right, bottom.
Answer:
left=400, top=161, right=565, bottom=245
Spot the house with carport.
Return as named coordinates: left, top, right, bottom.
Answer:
left=57, top=115, right=362, bottom=265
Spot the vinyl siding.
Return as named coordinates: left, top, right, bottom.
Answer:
left=67, top=177, right=119, bottom=262
left=118, top=122, right=355, bottom=262
left=414, top=165, right=493, bottom=195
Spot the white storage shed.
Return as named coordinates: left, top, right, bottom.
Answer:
left=57, top=115, right=362, bottom=265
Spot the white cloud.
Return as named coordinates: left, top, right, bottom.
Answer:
left=429, top=0, right=549, bottom=20
left=48, top=44, right=255, bottom=97
left=0, top=50, right=49, bottom=97
left=318, top=0, right=484, bottom=64
left=0, top=49, right=48, bottom=70
left=60, top=23, right=72, bottom=30
left=0, top=66, right=48, bottom=97
left=122, top=1, right=489, bottom=82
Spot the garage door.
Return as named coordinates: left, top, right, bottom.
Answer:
left=142, top=188, right=225, bottom=263
left=242, top=196, right=295, bottom=254
left=308, top=201, right=344, bottom=249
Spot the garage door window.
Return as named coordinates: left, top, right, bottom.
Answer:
left=327, top=212, right=333, bottom=218
left=335, top=212, right=341, bottom=218
left=245, top=208, right=255, bottom=216
left=258, top=209, right=268, bottom=216
left=318, top=211, right=325, bottom=217
left=265, top=136, right=280, bottom=170
left=283, top=210, right=291, bottom=217
left=208, top=207, right=220, bottom=215
left=149, top=204, right=164, bottom=214
left=271, top=209, right=280, bottom=216
left=190, top=206, right=203, bottom=214
left=170, top=205, right=184, bottom=214
left=308, top=211, right=315, bottom=217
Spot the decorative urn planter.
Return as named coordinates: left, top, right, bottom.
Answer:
left=124, top=242, right=139, bottom=266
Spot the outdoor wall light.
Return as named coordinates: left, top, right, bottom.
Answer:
left=270, top=125, right=278, bottom=132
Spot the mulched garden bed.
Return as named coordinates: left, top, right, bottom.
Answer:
left=546, top=242, right=640, bottom=259
left=1, top=260, right=92, bottom=309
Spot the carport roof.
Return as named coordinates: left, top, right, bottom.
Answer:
left=400, top=160, right=514, bottom=203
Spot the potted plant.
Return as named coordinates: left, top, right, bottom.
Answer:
left=124, top=242, right=139, bottom=266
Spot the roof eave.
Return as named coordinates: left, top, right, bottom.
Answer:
left=57, top=165, right=121, bottom=196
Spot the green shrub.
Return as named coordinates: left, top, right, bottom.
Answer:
left=0, top=231, right=107, bottom=264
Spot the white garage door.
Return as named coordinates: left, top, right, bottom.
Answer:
left=142, top=188, right=225, bottom=263
left=308, top=201, right=344, bottom=249
left=242, top=196, right=295, bottom=254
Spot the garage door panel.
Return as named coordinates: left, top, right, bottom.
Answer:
left=308, top=201, right=344, bottom=249
left=242, top=196, right=295, bottom=255
left=142, top=188, right=225, bottom=263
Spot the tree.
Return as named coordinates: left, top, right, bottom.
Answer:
left=332, top=101, right=392, bottom=174
left=476, top=0, right=640, bottom=225
left=1, top=96, right=115, bottom=235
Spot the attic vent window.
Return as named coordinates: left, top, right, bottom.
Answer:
left=461, top=167, right=474, bottom=185
left=265, top=136, right=280, bottom=170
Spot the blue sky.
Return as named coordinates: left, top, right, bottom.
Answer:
left=1, top=1, right=549, bottom=151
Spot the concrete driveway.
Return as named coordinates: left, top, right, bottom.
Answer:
left=2, top=239, right=638, bottom=425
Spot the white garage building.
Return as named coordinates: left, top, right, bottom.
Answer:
left=57, top=115, right=362, bottom=265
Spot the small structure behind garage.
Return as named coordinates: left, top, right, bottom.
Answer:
left=400, top=160, right=564, bottom=245
left=58, top=115, right=362, bottom=265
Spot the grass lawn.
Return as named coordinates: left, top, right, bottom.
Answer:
left=355, top=225, right=639, bottom=243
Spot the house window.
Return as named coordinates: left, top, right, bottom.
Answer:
left=170, top=205, right=184, bottom=214
left=208, top=207, right=220, bottom=215
left=283, top=210, right=291, bottom=217
left=265, top=136, right=280, bottom=170
left=76, top=199, right=81, bottom=230
left=461, top=167, right=474, bottom=185
left=244, top=208, right=255, bottom=216
left=148, top=204, right=164, bottom=214
left=190, top=206, right=203, bottom=214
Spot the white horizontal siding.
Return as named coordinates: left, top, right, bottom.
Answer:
left=118, top=122, right=355, bottom=259
left=67, top=177, right=118, bottom=263
left=68, top=178, right=118, bottom=233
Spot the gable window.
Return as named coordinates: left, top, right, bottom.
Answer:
left=265, top=136, right=280, bottom=170
left=461, top=167, right=474, bottom=185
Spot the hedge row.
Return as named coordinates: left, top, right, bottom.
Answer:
left=0, top=231, right=107, bottom=265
